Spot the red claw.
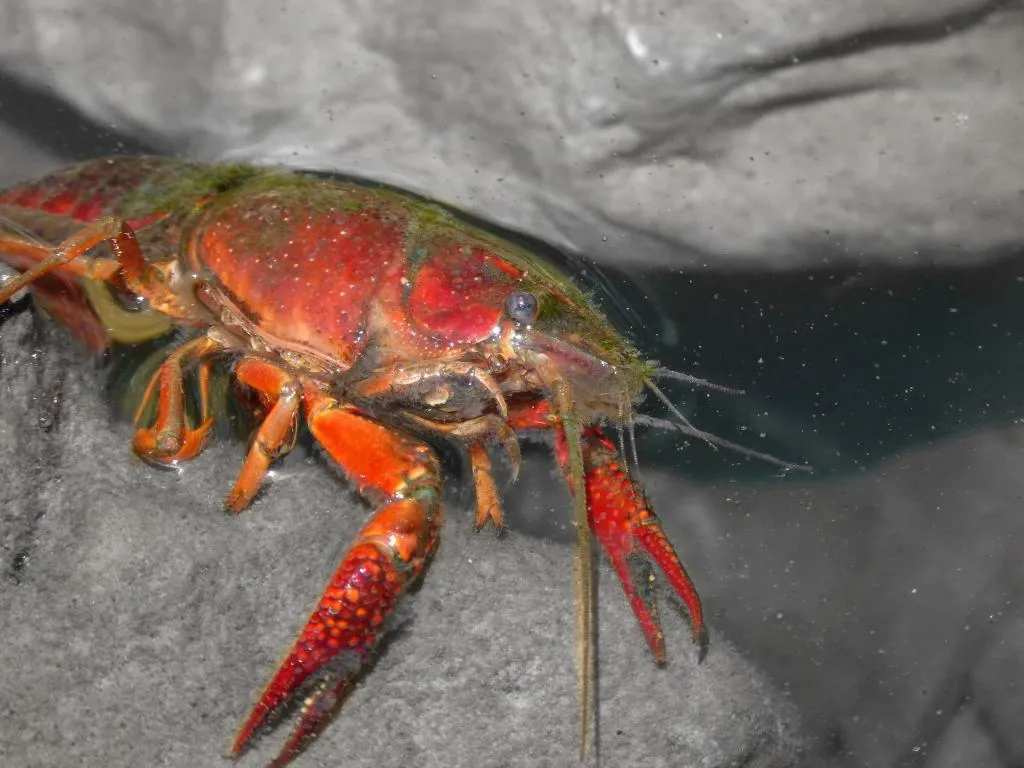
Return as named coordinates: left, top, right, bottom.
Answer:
left=231, top=389, right=443, bottom=767
left=230, top=542, right=402, bottom=763
left=508, top=399, right=706, bottom=661
left=264, top=676, right=352, bottom=768
left=557, top=426, right=707, bottom=662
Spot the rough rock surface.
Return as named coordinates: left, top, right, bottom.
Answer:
left=0, top=310, right=803, bottom=768
left=1, top=0, right=1023, bottom=269
left=1, top=3, right=1023, bottom=766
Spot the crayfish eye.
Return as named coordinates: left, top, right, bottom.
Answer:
left=505, top=290, right=539, bottom=324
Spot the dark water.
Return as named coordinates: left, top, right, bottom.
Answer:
left=602, top=258, right=1024, bottom=481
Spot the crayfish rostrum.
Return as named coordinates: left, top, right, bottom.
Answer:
left=0, top=156, right=803, bottom=767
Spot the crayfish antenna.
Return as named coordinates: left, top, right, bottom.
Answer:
left=652, top=366, right=746, bottom=396
left=560, top=405, right=597, bottom=761
left=529, top=352, right=597, bottom=762
left=642, top=380, right=813, bottom=474
left=616, top=395, right=642, bottom=483
left=627, top=409, right=640, bottom=480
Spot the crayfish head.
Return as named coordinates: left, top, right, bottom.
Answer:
left=493, top=282, right=654, bottom=432
left=509, top=322, right=651, bottom=427
left=495, top=289, right=812, bottom=476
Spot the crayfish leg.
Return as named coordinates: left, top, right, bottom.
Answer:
left=397, top=413, right=513, bottom=532
left=0, top=212, right=124, bottom=304
left=231, top=388, right=443, bottom=765
left=470, top=442, right=505, bottom=531
left=225, top=358, right=301, bottom=513
left=577, top=427, right=708, bottom=662
left=132, top=336, right=220, bottom=465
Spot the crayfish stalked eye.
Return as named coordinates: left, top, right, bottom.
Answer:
left=505, top=290, right=539, bottom=324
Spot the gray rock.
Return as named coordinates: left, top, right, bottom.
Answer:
left=647, top=423, right=1024, bottom=767
left=0, top=310, right=804, bottom=767
left=1, top=0, right=1022, bottom=269
left=2, top=5, right=1024, bottom=765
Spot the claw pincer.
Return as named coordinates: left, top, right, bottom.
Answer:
left=574, top=428, right=707, bottom=661
left=232, top=488, right=441, bottom=764
left=514, top=395, right=707, bottom=664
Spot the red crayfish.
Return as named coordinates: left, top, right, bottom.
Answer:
left=0, top=156, right=803, bottom=767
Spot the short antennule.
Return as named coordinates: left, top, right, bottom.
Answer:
left=643, top=379, right=813, bottom=473
left=653, top=366, right=746, bottom=396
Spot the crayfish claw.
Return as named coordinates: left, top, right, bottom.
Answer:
left=231, top=394, right=443, bottom=765
left=694, top=618, right=710, bottom=663
left=632, top=515, right=706, bottom=654
left=582, top=427, right=706, bottom=662
left=266, top=675, right=351, bottom=768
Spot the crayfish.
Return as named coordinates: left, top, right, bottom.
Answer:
left=0, top=156, right=804, bottom=766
